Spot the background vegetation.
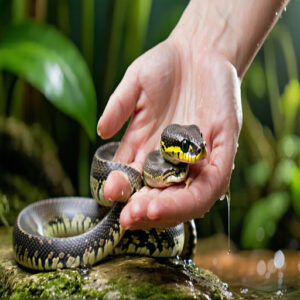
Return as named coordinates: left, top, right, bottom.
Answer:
left=0, top=0, right=299, bottom=250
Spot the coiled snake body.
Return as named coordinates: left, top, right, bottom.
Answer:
left=13, top=124, right=207, bottom=270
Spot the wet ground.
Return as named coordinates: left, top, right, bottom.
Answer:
left=194, top=234, right=300, bottom=299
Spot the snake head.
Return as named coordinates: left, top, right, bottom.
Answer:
left=160, top=124, right=207, bottom=164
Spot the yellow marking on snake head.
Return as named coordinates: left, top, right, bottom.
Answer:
left=161, top=140, right=206, bottom=163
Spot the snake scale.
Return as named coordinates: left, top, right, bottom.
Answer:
left=13, top=124, right=207, bottom=270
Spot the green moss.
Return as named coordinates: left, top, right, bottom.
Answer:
left=8, top=270, right=84, bottom=300
left=108, top=277, right=193, bottom=299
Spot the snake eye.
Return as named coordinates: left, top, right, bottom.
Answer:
left=181, top=139, right=189, bottom=153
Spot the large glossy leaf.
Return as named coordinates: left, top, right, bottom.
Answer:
left=241, top=192, right=290, bottom=249
left=0, top=21, right=96, bottom=140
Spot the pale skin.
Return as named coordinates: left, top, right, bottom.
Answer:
left=98, top=0, right=289, bottom=230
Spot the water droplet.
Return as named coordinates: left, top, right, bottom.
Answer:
left=212, top=257, right=218, bottom=266
left=240, top=288, right=248, bottom=294
left=276, top=289, right=284, bottom=296
left=267, top=258, right=276, bottom=273
left=232, top=163, right=235, bottom=170
left=274, top=250, right=285, bottom=269
left=257, top=260, right=266, bottom=276
left=227, top=195, right=231, bottom=255
left=219, top=194, right=226, bottom=201
left=80, top=267, right=91, bottom=279
left=275, top=11, right=279, bottom=16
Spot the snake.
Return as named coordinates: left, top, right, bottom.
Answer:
left=13, top=124, right=207, bottom=271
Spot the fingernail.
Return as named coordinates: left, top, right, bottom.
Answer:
left=97, top=117, right=103, bottom=138
left=121, top=208, right=132, bottom=230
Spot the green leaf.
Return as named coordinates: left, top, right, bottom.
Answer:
left=279, top=79, right=300, bottom=134
left=0, top=21, right=97, bottom=140
left=291, top=167, right=300, bottom=218
left=274, top=158, right=295, bottom=186
left=279, top=134, right=300, bottom=159
left=241, top=192, right=290, bottom=249
left=244, top=61, right=266, bottom=98
left=246, top=160, right=271, bottom=187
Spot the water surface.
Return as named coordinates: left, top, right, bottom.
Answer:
left=194, top=234, right=300, bottom=299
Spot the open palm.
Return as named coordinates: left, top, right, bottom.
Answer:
left=98, top=39, right=242, bottom=229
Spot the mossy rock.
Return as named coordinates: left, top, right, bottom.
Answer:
left=0, top=228, right=232, bottom=299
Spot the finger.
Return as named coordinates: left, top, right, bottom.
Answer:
left=120, top=186, right=194, bottom=229
left=103, top=159, right=145, bottom=203
left=120, top=188, right=160, bottom=229
left=103, top=171, right=132, bottom=203
left=97, top=66, right=141, bottom=139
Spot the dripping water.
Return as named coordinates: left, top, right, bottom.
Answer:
left=226, top=194, right=231, bottom=255
left=219, top=193, right=231, bottom=254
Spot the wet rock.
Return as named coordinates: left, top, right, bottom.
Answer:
left=0, top=228, right=232, bottom=299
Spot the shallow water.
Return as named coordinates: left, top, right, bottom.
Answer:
left=194, top=234, right=300, bottom=299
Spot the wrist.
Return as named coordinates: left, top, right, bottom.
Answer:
left=169, top=0, right=289, bottom=78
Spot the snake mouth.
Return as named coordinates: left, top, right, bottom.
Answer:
left=176, top=147, right=207, bottom=163
left=164, top=171, right=188, bottom=185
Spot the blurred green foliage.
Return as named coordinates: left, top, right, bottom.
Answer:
left=0, top=21, right=96, bottom=140
left=0, top=0, right=299, bottom=251
left=231, top=24, right=300, bottom=249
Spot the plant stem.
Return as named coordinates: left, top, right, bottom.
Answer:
left=264, top=40, right=281, bottom=138
left=0, top=72, right=4, bottom=115
left=57, top=0, right=70, bottom=35
left=124, top=0, right=152, bottom=65
left=82, top=0, right=95, bottom=71
left=273, top=25, right=298, bottom=81
left=104, top=0, right=128, bottom=99
left=12, top=0, right=27, bottom=23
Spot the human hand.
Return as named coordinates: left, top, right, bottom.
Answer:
left=97, top=36, right=242, bottom=230
left=97, top=0, right=288, bottom=230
